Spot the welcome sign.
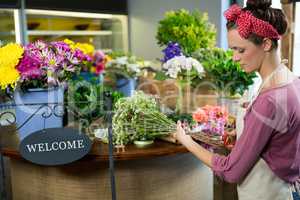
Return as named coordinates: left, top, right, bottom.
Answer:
left=19, top=128, right=92, bottom=166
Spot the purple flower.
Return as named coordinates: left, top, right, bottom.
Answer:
left=17, top=52, right=43, bottom=80
left=51, top=41, right=71, bottom=52
left=25, top=40, right=48, bottom=52
left=161, top=42, right=183, bottom=63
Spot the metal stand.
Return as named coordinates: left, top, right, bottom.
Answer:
left=104, top=92, right=117, bottom=200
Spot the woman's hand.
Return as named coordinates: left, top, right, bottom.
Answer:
left=173, top=121, right=193, bottom=145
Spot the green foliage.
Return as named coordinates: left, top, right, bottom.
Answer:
left=156, top=9, right=216, bottom=56
left=193, top=48, right=257, bottom=96
left=68, top=78, right=123, bottom=125
left=167, top=113, right=195, bottom=126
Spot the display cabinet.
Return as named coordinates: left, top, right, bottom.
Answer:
left=0, top=9, right=128, bottom=52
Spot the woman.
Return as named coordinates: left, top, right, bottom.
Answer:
left=174, top=0, right=300, bottom=199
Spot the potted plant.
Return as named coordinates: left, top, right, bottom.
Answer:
left=68, top=79, right=123, bottom=132
left=105, top=51, right=150, bottom=97
left=192, top=47, right=257, bottom=115
left=155, top=42, right=205, bottom=113
left=156, top=9, right=216, bottom=56
left=0, top=40, right=89, bottom=139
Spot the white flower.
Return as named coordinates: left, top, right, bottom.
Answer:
left=190, top=58, right=205, bottom=75
left=116, top=56, right=128, bottom=65
left=128, top=63, right=141, bottom=73
left=162, top=55, right=205, bottom=79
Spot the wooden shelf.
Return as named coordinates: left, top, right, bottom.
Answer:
left=0, top=30, right=113, bottom=36
left=28, top=30, right=113, bottom=36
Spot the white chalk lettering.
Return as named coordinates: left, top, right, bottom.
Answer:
left=26, top=144, right=37, bottom=153
left=67, top=140, right=76, bottom=149
left=59, top=141, right=67, bottom=150
left=77, top=140, right=84, bottom=148
left=52, top=142, right=59, bottom=151
left=26, top=140, right=86, bottom=153
left=37, top=143, right=45, bottom=152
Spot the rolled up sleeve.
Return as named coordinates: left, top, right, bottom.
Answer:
left=212, top=96, right=279, bottom=183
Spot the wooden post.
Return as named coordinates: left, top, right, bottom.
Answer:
left=281, top=1, right=296, bottom=70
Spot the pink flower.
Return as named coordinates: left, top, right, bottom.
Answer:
left=95, top=63, right=105, bottom=75
left=17, top=52, right=43, bottom=80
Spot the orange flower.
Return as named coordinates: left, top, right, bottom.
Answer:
left=192, top=108, right=208, bottom=123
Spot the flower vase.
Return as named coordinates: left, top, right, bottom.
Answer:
left=14, top=87, right=64, bottom=140
left=217, top=96, right=241, bottom=117
left=175, top=80, right=191, bottom=114
left=116, top=77, right=137, bottom=97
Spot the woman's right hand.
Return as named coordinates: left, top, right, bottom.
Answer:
left=172, top=121, right=192, bottom=145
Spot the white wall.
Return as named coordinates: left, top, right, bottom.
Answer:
left=128, top=0, right=226, bottom=60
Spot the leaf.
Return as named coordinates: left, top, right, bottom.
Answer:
left=154, top=71, right=168, bottom=81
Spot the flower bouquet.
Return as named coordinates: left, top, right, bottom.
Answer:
left=0, top=40, right=91, bottom=139
left=112, top=91, right=176, bottom=147
left=188, top=105, right=236, bottom=149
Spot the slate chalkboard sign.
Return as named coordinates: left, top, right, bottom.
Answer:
left=19, top=128, right=92, bottom=166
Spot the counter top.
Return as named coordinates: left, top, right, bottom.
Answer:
left=0, top=125, right=189, bottom=161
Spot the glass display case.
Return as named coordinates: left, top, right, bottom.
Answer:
left=0, top=9, right=15, bottom=44
left=0, top=9, right=128, bottom=52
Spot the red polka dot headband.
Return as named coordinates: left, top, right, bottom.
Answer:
left=224, top=4, right=280, bottom=40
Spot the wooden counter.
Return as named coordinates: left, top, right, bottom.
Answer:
left=0, top=126, right=213, bottom=200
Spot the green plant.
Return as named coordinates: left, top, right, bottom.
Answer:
left=156, top=9, right=216, bottom=56
left=192, top=48, right=257, bottom=97
left=68, top=78, right=123, bottom=125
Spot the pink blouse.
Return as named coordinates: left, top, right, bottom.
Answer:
left=212, top=79, right=300, bottom=183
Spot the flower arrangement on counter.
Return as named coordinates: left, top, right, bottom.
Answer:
left=0, top=39, right=91, bottom=91
left=190, top=105, right=236, bottom=149
left=192, top=105, right=229, bottom=135
left=112, top=91, right=176, bottom=146
left=156, top=42, right=205, bottom=83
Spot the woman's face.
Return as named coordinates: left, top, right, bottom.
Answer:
left=227, top=29, right=265, bottom=73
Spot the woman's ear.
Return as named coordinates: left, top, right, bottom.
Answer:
left=262, top=38, right=273, bottom=51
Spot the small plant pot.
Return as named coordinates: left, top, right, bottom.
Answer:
left=133, top=140, right=154, bottom=148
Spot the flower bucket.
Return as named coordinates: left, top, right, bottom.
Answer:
left=14, top=87, right=64, bottom=140
left=116, top=78, right=136, bottom=97
left=77, top=72, right=103, bottom=84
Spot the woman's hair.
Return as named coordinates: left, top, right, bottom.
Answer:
left=227, top=0, right=288, bottom=49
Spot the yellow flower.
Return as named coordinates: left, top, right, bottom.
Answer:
left=63, top=38, right=95, bottom=55
left=90, top=66, right=96, bottom=73
left=74, top=43, right=95, bottom=55
left=105, top=55, right=112, bottom=62
left=0, top=67, right=20, bottom=90
left=0, top=43, right=23, bottom=89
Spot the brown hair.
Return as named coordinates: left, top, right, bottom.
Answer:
left=226, top=0, right=288, bottom=49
